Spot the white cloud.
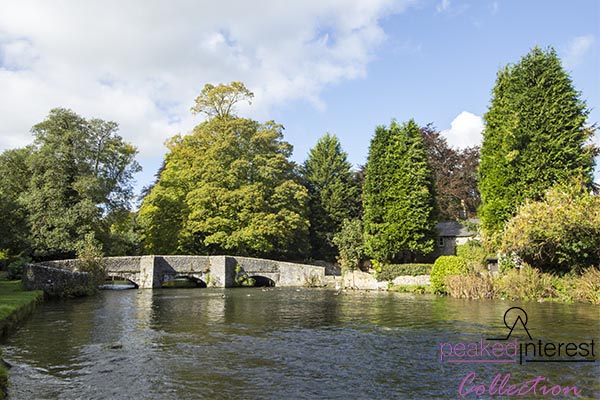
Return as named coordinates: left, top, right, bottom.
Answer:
left=441, top=111, right=484, bottom=149
left=563, top=34, right=596, bottom=69
left=0, top=0, right=416, bottom=190
left=436, top=0, right=451, bottom=13
left=490, top=1, right=499, bottom=15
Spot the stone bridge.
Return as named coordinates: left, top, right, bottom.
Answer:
left=38, top=255, right=325, bottom=289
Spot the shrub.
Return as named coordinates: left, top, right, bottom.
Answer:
left=233, top=264, right=255, bottom=287
left=445, top=273, right=496, bottom=299
left=76, top=233, right=106, bottom=286
left=332, top=219, right=365, bottom=271
left=496, top=264, right=556, bottom=301
left=573, top=267, right=600, bottom=305
left=6, top=257, right=31, bottom=281
left=376, top=263, right=432, bottom=282
left=456, top=240, right=489, bottom=273
left=430, top=256, right=468, bottom=293
left=501, top=180, right=600, bottom=274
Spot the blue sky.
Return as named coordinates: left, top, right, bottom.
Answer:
left=0, top=0, right=598, bottom=197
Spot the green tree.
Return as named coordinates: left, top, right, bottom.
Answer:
left=303, top=133, right=360, bottom=260
left=25, top=108, right=141, bottom=259
left=479, top=47, right=597, bottom=236
left=501, top=179, right=600, bottom=274
left=332, top=218, right=365, bottom=271
left=139, top=83, right=310, bottom=258
left=0, top=147, right=33, bottom=258
left=363, top=119, right=437, bottom=262
left=191, top=81, right=254, bottom=119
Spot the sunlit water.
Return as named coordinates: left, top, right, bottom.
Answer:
left=3, top=288, right=599, bottom=399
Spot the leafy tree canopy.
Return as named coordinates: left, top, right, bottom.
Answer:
left=420, top=124, right=480, bottom=220
left=191, top=81, right=254, bottom=119
left=139, top=83, right=309, bottom=258
left=25, top=108, right=141, bottom=259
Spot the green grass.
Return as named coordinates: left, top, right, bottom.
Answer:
left=389, top=284, right=433, bottom=294
left=0, top=281, right=43, bottom=322
left=0, top=280, right=43, bottom=399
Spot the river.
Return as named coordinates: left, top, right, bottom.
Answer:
left=2, top=288, right=599, bottom=399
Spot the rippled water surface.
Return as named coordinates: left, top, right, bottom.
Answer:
left=3, top=288, right=599, bottom=399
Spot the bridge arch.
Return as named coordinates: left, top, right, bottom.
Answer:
left=249, top=275, right=276, bottom=287
left=102, top=275, right=139, bottom=289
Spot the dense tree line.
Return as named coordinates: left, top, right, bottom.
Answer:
left=1, top=46, right=596, bottom=275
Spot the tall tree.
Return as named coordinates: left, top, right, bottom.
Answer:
left=0, top=147, right=33, bottom=257
left=139, top=82, right=310, bottom=258
left=479, top=47, right=597, bottom=235
left=25, top=108, right=140, bottom=259
left=363, top=119, right=437, bottom=262
left=303, top=133, right=360, bottom=260
left=420, top=125, right=480, bottom=220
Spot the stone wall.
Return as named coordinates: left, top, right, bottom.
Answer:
left=22, top=264, right=92, bottom=296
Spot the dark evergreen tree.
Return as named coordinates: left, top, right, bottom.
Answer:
left=363, top=119, right=437, bottom=262
left=479, top=47, right=597, bottom=235
left=302, top=133, right=359, bottom=260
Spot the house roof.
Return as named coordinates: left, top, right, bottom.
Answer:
left=436, top=220, right=478, bottom=237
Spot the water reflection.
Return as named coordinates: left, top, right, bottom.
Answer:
left=3, top=288, right=599, bottom=399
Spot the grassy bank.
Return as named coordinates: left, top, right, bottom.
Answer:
left=444, top=265, right=600, bottom=304
left=0, top=280, right=44, bottom=399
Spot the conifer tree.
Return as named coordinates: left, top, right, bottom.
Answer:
left=479, top=47, right=597, bottom=235
left=303, top=133, right=359, bottom=260
left=363, top=119, right=437, bottom=262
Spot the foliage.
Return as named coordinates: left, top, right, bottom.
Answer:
left=332, top=219, right=365, bottom=271
left=303, top=133, right=360, bottom=260
left=17, top=108, right=141, bottom=260
left=389, top=284, right=432, bottom=294
left=233, top=264, right=255, bottom=287
left=139, top=84, right=309, bottom=258
left=420, top=124, right=480, bottom=220
left=76, top=233, right=106, bottom=286
left=430, top=256, right=468, bottom=293
left=0, top=148, right=33, bottom=259
left=496, top=265, right=556, bottom=301
left=376, top=263, right=433, bottom=282
left=303, top=271, right=323, bottom=287
left=456, top=240, right=489, bottom=273
left=445, top=273, right=496, bottom=299
left=479, top=47, right=597, bottom=236
left=6, top=257, right=31, bottom=281
left=501, top=180, right=600, bottom=274
left=363, top=119, right=437, bottom=262
left=191, top=81, right=254, bottom=119
left=444, top=266, right=600, bottom=304
left=573, top=267, right=600, bottom=305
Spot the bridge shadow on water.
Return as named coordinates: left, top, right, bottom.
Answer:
left=162, top=275, right=207, bottom=288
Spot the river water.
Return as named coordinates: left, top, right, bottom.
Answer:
left=3, top=288, right=599, bottom=399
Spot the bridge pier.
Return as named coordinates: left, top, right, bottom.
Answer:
left=138, top=255, right=157, bottom=289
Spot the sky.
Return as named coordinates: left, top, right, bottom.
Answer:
left=1, top=0, right=598, bottom=199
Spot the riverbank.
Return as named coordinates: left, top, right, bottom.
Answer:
left=0, top=280, right=44, bottom=399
